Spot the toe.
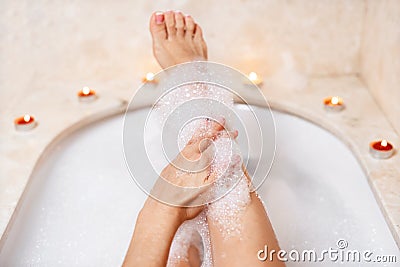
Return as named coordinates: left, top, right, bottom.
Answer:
left=175, top=11, right=185, bottom=38
left=164, top=11, right=177, bottom=38
left=194, top=24, right=203, bottom=40
left=184, top=15, right=196, bottom=39
left=149, top=11, right=167, bottom=40
left=202, top=41, right=208, bottom=60
left=194, top=25, right=208, bottom=59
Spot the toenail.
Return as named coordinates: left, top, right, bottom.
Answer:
left=155, top=12, right=164, bottom=24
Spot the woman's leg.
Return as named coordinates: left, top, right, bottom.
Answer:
left=148, top=11, right=284, bottom=266
left=207, top=192, right=284, bottom=266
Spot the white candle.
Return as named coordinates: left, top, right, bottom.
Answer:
left=246, top=72, right=263, bottom=86
left=323, top=96, right=344, bottom=112
left=14, top=114, right=37, bottom=131
left=78, top=86, right=97, bottom=102
left=369, top=139, right=394, bottom=159
left=143, top=72, right=157, bottom=83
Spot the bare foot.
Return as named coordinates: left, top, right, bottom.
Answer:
left=149, top=11, right=208, bottom=69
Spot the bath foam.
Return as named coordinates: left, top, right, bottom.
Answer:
left=167, top=212, right=212, bottom=267
left=207, top=138, right=251, bottom=238
left=155, top=83, right=251, bottom=264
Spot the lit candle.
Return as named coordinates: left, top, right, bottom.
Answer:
left=369, top=139, right=394, bottom=159
left=77, top=86, right=97, bottom=102
left=323, top=96, right=344, bottom=112
left=246, top=72, right=263, bottom=86
left=14, top=114, right=37, bottom=131
left=142, top=72, right=157, bottom=83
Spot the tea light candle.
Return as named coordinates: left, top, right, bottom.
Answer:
left=142, top=72, right=157, bottom=83
left=246, top=72, right=263, bottom=86
left=78, top=86, right=97, bottom=102
left=14, top=114, right=37, bottom=131
left=369, top=139, right=394, bottom=159
left=323, top=96, right=344, bottom=112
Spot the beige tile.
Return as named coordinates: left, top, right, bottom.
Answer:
left=360, top=0, right=400, bottom=135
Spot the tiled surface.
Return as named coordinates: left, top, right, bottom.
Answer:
left=0, top=0, right=365, bottom=113
left=360, top=0, right=400, bottom=135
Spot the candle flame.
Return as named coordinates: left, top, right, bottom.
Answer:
left=248, top=72, right=258, bottom=81
left=331, top=97, right=339, bottom=105
left=23, top=115, right=31, bottom=122
left=82, top=86, right=90, bottom=95
left=381, top=139, right=388, bottom=147
left=145, top=72, right=155, bottom=81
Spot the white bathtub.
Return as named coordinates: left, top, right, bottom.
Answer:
left=0, top=105, right=398, bottom=266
